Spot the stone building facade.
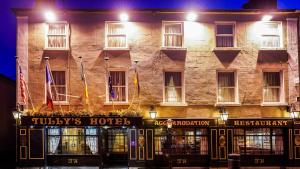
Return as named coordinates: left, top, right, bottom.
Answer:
left=14, top=5, right=300, bottom=168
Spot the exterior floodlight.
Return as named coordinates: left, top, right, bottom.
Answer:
left=262, top=15, right=272, bottom=22
left=219, top=107, right=228, bottom=122
left=186, top=12, right=197, bottom=21
left=119, top=12, right=129, bottom=22
left=167, top=119, right=173, bottom=129
left=289, top=103, right=300, bottom=120
left=45, top=11, right=56, bottom=22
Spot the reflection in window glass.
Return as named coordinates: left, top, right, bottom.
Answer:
left=108, top=128, right=128, bottom=153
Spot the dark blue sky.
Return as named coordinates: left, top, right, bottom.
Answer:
left=1, top=0, right=299, bottom=80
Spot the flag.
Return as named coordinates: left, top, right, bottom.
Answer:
left=134, top=68, right=140, bottom=96
left=19, top=65, right=26, bottom=104
left=46, top=64, right=54, bottom=110
left=108, top=74, right=116, bottom=99
left=80, top=61, right=89, bottom=102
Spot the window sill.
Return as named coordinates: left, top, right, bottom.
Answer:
left=44, top=47, right=69, bottom=51
left=104, top=102, right=129, bottom=106
left=103, top=47, right=130, bottom=51
left=215, top=102, right=241, bottom=107
left=213, top=47, right=241, bottom=52
left=53, top=101, right=69, bottom=105
left=261, top=102, right=288, bottom=106
left=161, top=47, right=187, bottom=51
left=259, top=47, right=286, bottom=51
left=160, top=102, right=188, bottom=107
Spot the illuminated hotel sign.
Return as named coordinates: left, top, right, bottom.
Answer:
left=21, top=116, right=142, bottom=126
left=154, top=119, right=211, bottom=127
left=232, top=120, right=289, bottom=127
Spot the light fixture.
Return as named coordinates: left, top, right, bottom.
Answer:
left=149, top=105, right=157, bottom=119
left=289, top=103, right=299, bottom=119
left=119, top=12, right=129, bottom=22
left=186, top=12, right=197, bottom=21
left=167, top=119, right=173, bottom=129
left=12, top=109, right=22, bottom=125
left=219, top=107, right=228, bottom=122
left=45, top=10, right=56, bottom=22
left=261, top=15, right=272, bottom=22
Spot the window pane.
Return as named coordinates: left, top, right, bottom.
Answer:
left=164, top=23, right=183, bottom=47
left=263, top=72, right=280, bottom=102
left=218, top=72, right=235, bottom=102
left=165, top=24, right=182, bottom=34
left=61, top=128, right=85, bottom=155
left=47, top=23, right=67, bottom=48
left=107, top=23, right=126, bottom=47
left=108, top=129, right=128, bottom=153
left=49, top=24, right=66, bottom=34
left=217, top=25, right=233, bottom=34
left=109, top=71, right=126, bottom=102
left=261, top=23, right=280, bottom=47
left=261, top=36, right=280, bottom=48
left=216, top=36, right=234, bottom=47
left=165, top=72, right=182, bottom=102
left=51, top=71, right=66, bottom=101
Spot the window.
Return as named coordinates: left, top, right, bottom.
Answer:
left=163, top=22, right=183, bottom=47
left=233, top=128, right=284, bottom=155
left=154, top=128, right=208, bottom=155
left=261, top=22, right=281, bottom=48
left=46, top=22, right=68, bottom=49
left=108, top=71, right=127, bottom=102
left=263, top=72, right=282, bottom=102
left=164, top=72, right=182, bottom=102
left=107, top=128, right=128, bottom=153
left=47, top=127, right=99, bottom=155
left=51, top=71, right=67, bottom=102
left=217, top=72, right=237, bottom=103
left=106, top=22, right=127, bottom=48
left=215, top=23, right=235, bottom=47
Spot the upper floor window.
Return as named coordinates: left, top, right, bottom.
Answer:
left=261, top=22, right=282, bottom=48
left=217, top=72, right=237, bottom=103
left=215, top=23, right=235, bottom=47
left=163, top=22, right=183, bottom=48
left=164, top=72, right=182, bottom=102
left=108, top=71, right=127, bottom=102
left=263, top=71, right=282, bottom=103
left=106, top=22, right=127, bottom=48
left=51, top=71, right=67, bottom=102
left=46, top=22, right=69, bottom=49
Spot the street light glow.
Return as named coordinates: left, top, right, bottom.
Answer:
left=262, top=15, right=272, bottom=21
left=186, top=12, right=197, bottom=21
left=45, top=11, right=56, bottom=22
left=119, top=12, right=129, bottom=21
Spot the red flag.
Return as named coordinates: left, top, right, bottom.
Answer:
left=46, top=64, right=54, bottom=110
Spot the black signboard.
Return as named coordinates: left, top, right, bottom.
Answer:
left=21, top=116, right=143, bottom=126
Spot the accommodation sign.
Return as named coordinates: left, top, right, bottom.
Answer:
left=21, top=116, right=142, bottom=126
left=154, top=119, right=212, bottom=127
left=231, top=119, right=289, bottom=127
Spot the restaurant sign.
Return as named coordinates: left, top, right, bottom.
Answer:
left=21, top=116, right=143, bottom=126
left=230, top=119, right=290, bottom=127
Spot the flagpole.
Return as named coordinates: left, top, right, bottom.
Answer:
left=45, top=57, right=64, bottom=114
left=16, top=56, right=36, bottom=113
left=79, top=56, right=91, bottom=115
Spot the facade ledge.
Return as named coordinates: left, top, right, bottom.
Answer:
left=259, top=47, right=287, bottom=51
left=261, top=102, right=288, bottom=106
left=160, top=102, right=188, bottom=107
left=103, top=102, right=129, bottom=106
left=215, top=102, right=241, bottom=107
left=103, top=47, right=130, bottom=51
left=160, top=47, right=187, bottom=51
left=213, top=47, right=241, bottom=51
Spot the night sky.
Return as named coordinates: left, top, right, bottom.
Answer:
left=1, top=0, right=299, bottom=80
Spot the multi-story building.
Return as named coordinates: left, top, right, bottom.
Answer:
left=14, top=1, right=300, bottom=168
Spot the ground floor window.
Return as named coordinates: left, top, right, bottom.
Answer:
left=47, top=127, right=98, bottom=155
left=107, top=128, right=128, bottom=153
left=154, top=128, right=208, bottom=155
left=233, top=128, right=284, bottom=155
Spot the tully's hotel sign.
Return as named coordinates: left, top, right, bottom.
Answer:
left=21, top=116, right=142, bottom=126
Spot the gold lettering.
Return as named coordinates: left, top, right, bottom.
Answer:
left=266, top=121, right=271, bottom=125
left=90, top=118, right=98, bottom=125
left=234, top=121, right=239, bottom=126
left=64, top=118, right=71, bottom=125
left=56, top=118, right=63, bottom=125
left=282, top=121, right=288, bottom=126
left=32, top=118, right=39, bottom=125
left=272, top=121, right=277, bottom=126
left=154, top=121, right=159, bottom=126
left=74, top=118, right=81, bottom=125
left=124, top=118, right=131, bottom=125
left=277, top=121, right=282, bottom=126
left=115, top=118, right=122, bottom=125
left=99, top=118, right=106, bottom=125
left=106, top=118, right=113, bottom=125
left=246, top=121, right=250, bottom=126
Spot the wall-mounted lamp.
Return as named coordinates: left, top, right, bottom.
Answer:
left=261, top=15, right=272, bottom=22
left=44, top=10, right=56, bottom=22
left=288, top=103, right=299, bottom=119
left=119, top=12, right=129, bottom=22
left=149, top=105, right=157, bottom=119
left=186, top=12, right=197, bottom=21
left=219, top=107, right=228, bottom=122
left=167, top=119, right=173, bottom=129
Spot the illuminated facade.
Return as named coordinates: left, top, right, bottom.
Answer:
left=14, top=3, right=300, bottom=168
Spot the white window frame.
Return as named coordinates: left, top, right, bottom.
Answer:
left=44, top=70, right=69, bottom=105
left=105, top=21, right=128, bottom=49
left=216, top=70, right=239, bottom=105
left=215, top=21, right=236, bottom=48
left=162, top=21, right=184, bottom=48
left=260, top=21, right=283, bottom=49
left=262, top=70, right=285, bottom=105
left=105, top=69, right=128, bottom=104
left=45, top=21, right=69, bottom=50
left=162, top=70, right=186, bottom=106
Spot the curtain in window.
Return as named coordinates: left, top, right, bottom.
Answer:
left=48, top=24, right=66, bottom=48
left=86, top=128, right=98, bottom=154
left=263, top=72, right=280, bottom=102
left=218, top=72, right=235, bottom=102
left=165, top=72, right=182, bottom=102
left=164, top=24, right=182, bottom=47
left=107, top=23, right=126, bottom=47
left=110, top=71, right=126, bottom=101
left=51, top=71, right=66, bottom=101
left=48, top=128, right=60, bottom=154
